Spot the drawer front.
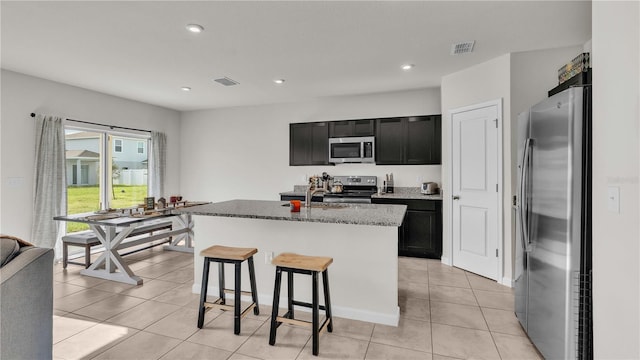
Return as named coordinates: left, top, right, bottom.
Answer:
left=280, top=195, right=323, bottom=202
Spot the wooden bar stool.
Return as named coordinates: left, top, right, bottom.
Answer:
left=198, top=245, right=259, bottom=335
left=269, top=253, right=333, bottom=356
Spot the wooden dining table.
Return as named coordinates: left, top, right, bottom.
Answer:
left=54, top=202, right=207, bottom=285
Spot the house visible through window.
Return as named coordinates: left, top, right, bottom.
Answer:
left=64, top=127, right=149, bottom=234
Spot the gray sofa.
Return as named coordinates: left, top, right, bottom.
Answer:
left=1, top=235, right=54, bottom=360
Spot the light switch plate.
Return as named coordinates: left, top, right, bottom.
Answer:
left=7, top=177, right=24, bottom=188
left=607, top=186, right=620, bottom=213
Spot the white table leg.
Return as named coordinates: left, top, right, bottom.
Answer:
left=163, top=214, right=194, bottom=253
left=80, top=224, right=143, bottom=285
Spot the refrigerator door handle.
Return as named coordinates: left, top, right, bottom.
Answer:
left=519, top=138, right=533, bottom=251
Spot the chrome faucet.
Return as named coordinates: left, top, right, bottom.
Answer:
left=305, top=186, right=328, bottom=207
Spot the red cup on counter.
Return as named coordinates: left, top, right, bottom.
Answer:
left=290, top=200, right=301, bottom=212
left=170, top=196, right=177, bottom=203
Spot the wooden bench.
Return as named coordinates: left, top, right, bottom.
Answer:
left=62, top=220, right=173, bottom=268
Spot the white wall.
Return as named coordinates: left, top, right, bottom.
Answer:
left=440, top=54, right=512, bottom=282
left=509, top=45, right=584, bottom=280
left=592, top=1, right=640, bottom=358
left=0, top=70, right=181, bottom=239
left=440, top=46, right=581, bottom=285
left=179, top=88, right=442, bottom=203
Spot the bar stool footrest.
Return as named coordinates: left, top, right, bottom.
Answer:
left=222, top=288, right=254, bottom=297
left=291, top=300, right=327, bottom=311
left=275, top=316, right=331, bottom=334
left=204, top=299, right=256, bottom=319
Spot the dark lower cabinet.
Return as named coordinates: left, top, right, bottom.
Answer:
left=280, top=194, right=323, bottom=202
left=372, top=198, right=442, bottom=259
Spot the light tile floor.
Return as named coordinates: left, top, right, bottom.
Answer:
left=52, top=249, right=542, bottom=359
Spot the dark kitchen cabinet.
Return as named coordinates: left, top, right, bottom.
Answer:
left=375, top=118, right=405, bottom=164
left=406, top=115, right=441, bottom=164
left=372, top=197, right=442, bottom=259
left=329, top=119, right=375, bottom=137
left=280, top=194, right=323, bottom=202
left=289, top=122, right=330, bottom=166
left=376, top=115, right=441, bottom=165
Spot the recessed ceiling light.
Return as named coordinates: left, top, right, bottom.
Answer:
left=185, top=24, right=204, bottom=33
left=274, top=79, right=285, bottom=84
left=401, top=64, right=415, bottom=71
left=181, top=87, right=191, bottom=92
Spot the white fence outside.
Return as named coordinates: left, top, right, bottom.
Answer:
left=114, top=169, right=147, bottom=186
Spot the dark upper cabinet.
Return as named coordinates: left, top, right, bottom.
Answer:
left=375, top=118, right=405, bottom=164
left=290, top=115, right=440, bottom=166
left=376, top=115, right=441, bottom=165
left=329, top=119, right=375, bottom=137
left=406, top=115, right=441, bottom=164
left=372, top=198, right=442, bottom=259
left=289, top=122, right=329, bottom=166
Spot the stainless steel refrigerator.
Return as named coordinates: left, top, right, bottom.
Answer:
left=515, top=86, right=592, bottom=359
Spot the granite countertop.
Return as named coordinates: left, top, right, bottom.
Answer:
left=281, top=186, right=442, bottom=200
left=173, top=199, right=406, bottom=227
left=372, top=187, right=443, bottom=201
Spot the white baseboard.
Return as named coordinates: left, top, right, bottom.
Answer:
left=191, top=284, right=400, bottom=326
left=440, top=256, right=451, bottom=266
left=501, top=276, right=514, bottom=288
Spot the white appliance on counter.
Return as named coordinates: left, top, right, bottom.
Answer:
left=420, top=182, right=439, bottom=195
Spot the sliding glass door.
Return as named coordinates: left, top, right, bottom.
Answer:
left=108, top=134, right=148, bottom=209
left=65, top=127, right=149, bottom=233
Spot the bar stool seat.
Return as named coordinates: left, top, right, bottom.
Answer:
left=271, top=252, right=333, bottom=272
left=269, top=253, right=333, bottom=356
left=198, top=245, right=259, bottom=335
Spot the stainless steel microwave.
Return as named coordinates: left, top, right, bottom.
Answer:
left=328, top=136, right=375, bottom=163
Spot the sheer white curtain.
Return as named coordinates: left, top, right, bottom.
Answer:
left=31, top=115, right=67, bottom=255
left=150, top=131, right=166, bottom=198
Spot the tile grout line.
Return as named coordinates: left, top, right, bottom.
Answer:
left=465, top=270, right=504, bottom=360
left=362, top=314, right=375, bottom=360
left=428, top=268, right=436, bottom=358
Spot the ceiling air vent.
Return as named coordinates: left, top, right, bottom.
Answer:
left=213, top=77, right=239, bottom=86
left=451, top=41, right=475, bottom=55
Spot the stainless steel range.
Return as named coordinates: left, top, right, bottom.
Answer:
left=323, top=176, right=377, bottom=204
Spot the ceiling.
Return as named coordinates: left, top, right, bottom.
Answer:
left=1, top=1, right=591, bottom=112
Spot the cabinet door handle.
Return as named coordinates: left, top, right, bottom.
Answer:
left=452, top=195, right=460, bottom=200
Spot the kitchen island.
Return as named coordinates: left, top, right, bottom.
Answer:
left=175, top=199, right=406, bottom=326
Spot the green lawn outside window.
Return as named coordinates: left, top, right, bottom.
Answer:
left=66, top=185, right=147, bottom=233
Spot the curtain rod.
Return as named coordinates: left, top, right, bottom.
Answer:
left=30, top=113, right=151, bottom=133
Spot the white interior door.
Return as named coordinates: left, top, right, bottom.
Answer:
left=451, top=101, right=501, bottom=280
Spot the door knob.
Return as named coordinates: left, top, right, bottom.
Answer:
left=452, top=195, right=460, bottom=200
